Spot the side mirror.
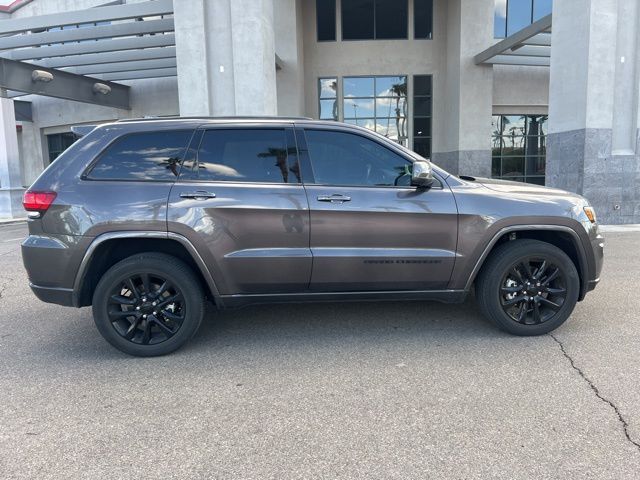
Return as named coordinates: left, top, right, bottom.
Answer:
left=411, top=160, right=434, bottom=188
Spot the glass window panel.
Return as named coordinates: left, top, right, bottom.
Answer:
left=344, top=118, right=377, bottom=130
left=494, top=0, right=507, bottom=37
left=525, top=136, right=546, bottom=156
left=196, top=129, right=296, bottom=183
left=376, top=97, right=407, bottom=118
left=343, top=98, right=375, bottom=118
left=316, top=0, right=336, bottom=41
left=492, top=157, right=501, bottom=177
left=344, top=77, right=374, bottom=98
left=305, top=129, right=412, bottom=186
left=414, top=75, right=432, bottom=96
left=491, top=115, right=502, bottom=136
left=500, top=115, right=526, bottom=136
left=526, top=156, right=546, bottom=176
left=413, top=96, right=431, bottom=116
left=319, top=78, right=338, bottom=98
left=525, top=176, right=545, bottom=186
left=414, top=0, right=433, bottom=39
left=376, top=76, right=407, bottom=97
left=525, top=114, right=547, bottom=136
left=533, top=0, right=552, bottom=20
left=88, top=131, right=192, bottom=181
left=507, top=0, right=533, bottom=36
left=320, top=99, right=339, bottom=120
left=502, top=156, right=525, bottom=177
left=413, top=137, right=431, bottom=158
left=375, top=0, right=408, bottom=39
left=413, top=117, right=431, bottom=137
left=342, top=0, right=375, bottom=40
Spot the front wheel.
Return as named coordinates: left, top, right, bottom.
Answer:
left=92, top=253, right=204, bottom=356
left=475, top=239, right=580, bottom=336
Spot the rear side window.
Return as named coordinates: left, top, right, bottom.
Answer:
left=193, top=128, right=300, bottom=183
left=86, top=130, right=193, bottom=181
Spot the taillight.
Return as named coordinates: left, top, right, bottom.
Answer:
left=22, top=191, right=57, bottom=212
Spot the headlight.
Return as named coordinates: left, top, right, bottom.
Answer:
left=583, top=206, right=597, bottom=223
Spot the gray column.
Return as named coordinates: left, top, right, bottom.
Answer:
left=433, top=0, right=494, bottom=177
left=547, top=0, right=640, bottom=224
left=0, top=97, right=24, bottom=219
left=173, top=0, right=277, bottom=117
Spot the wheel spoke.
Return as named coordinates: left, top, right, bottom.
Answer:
left=519, top=261, right=532, bottom=279
left=157, top=293, right=183, bottom=308
left=110, top=294, right=136, bottom=305
left=152, top=316, right=177, bottom=336
left=516, top=302, right=528, bottom=323
left=501, top=285, right=522, bottom=293
left=154, top=280, right=169, bottom=298
left=542, top=268, right=560, bottom=285
left=539, top=297, right=561, bottom=311
left=534, top=261, right=547, bottom=279
left=126, top=278, right=141, bottom=300
left=124, top=316, right=143, bottom=340
left=141, top=273, right=151, bottom=295
left=503, top=295, right=526, bottom=306
left=546, top=287, right=566, bottom=295
left=532, top=301, right=541, bottom=324
left=141, top=320, right=153, bottom=345
left=109, top=309, right=138, bottom=318
left=161, top=310, right=185, bottom=323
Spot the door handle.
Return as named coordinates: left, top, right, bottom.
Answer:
left=179, top=190, right=216, bottom=200
left=317, top=194, right=351, bottom=203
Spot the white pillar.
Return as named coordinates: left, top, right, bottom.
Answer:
left=0, top=97, right=24, bottom=219
left=547, top=0, right=640, bottom=224
left=174, top=0, right=278, bottom=116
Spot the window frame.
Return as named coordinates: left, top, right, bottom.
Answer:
left=299, top=126, right=441, bottom=189
left=82, top=128, right=196, bottom=183
left=177, top=125, right=302, bottom=186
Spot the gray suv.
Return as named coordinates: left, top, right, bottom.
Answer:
left=21, top=118, right=604, bottom=356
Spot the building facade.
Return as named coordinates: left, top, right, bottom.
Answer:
left=0, top=0, right=638, bottom=224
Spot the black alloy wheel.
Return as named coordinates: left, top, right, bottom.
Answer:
left=93, top=253, right=204, bottom=356
left=476, top=239, right=580, bottom=336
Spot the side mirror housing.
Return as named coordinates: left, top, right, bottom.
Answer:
left=411, top=160, right=434, bottom=188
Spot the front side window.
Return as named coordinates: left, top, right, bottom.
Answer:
left=491, top=114, right=547, bottom=185
left=305, top=129, right=412, bottom=187
left=343, top=75, right=407, bottom=146
left=494, top=0, right=552, bottom=38
left=87, top=130, right=193, bottom=181
left=194, top=129, right=299, bottom=184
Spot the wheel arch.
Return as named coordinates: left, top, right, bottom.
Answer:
left=72, top=232, right=220, bottom=307
left=466, top=225, right=589, bottom=300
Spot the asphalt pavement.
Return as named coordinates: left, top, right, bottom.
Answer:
left=1, top=222, right=639, bottom=479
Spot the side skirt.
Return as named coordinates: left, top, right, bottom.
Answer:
left=217, top=289, right=468, bottom=309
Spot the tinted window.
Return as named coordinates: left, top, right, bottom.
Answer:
left=342, top=0, right=374, bottom=40
left=305, top=129, right=411, bottom=187
left=507, top=0, right=533, bottom=36
left=316, top=0, right=336, bottom=41
left=375, top=0, right=407, bottom=39
left=87, top=130, right=192, bottom=181
left=414, top=0, right=433, bottom=39
left=195, top=129, right=299, bottom=183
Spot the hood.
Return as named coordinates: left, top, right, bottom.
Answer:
left=458, top=175, right=582, bottom=199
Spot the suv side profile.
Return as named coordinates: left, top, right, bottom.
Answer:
left=22, top=118, right=604, bottom=356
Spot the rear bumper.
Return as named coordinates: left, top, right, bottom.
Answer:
left=29, top=283, right=75, bottom=307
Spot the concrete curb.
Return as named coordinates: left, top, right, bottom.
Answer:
left=0, top=218, right=27, bottom=225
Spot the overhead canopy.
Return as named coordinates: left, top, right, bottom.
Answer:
left=474, top=14, right=552, bottom=67
left=0, top=0, right=176, bottom=109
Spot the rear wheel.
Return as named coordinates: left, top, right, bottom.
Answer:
left=475, top=239, right=580, bottom=336
left=92, top=253, right=204, bottom=356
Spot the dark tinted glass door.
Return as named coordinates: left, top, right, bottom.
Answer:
left=168, top=127, right=311, bottom=295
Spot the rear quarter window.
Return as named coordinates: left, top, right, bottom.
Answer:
left=85, top=130, right=193, bottom=181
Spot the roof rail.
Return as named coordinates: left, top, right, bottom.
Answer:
left=115, top=115, right=313, bottom=123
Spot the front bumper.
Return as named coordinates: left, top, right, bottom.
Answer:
left=29, top=283, right=75, bottom=307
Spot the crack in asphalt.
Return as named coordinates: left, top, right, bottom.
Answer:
left=549, top=333, right=640, bottom=452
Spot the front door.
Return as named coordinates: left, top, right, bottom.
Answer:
left=168, top=125, right=311, bottom=295
left=299, top=127, right=458, bottom=292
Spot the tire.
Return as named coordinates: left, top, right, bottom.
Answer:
left=92, top=253, right=204, bottom=356
left=475, top=239, right=580, bottom=336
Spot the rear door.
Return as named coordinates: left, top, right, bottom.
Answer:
left=167, top=124, right=311, bottom=295
left=299, top=126, right=458, bottom=292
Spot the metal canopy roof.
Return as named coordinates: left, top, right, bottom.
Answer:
left=474, top=14, right=552, bottom=67
left=0, top=0, right=176, bottom=109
